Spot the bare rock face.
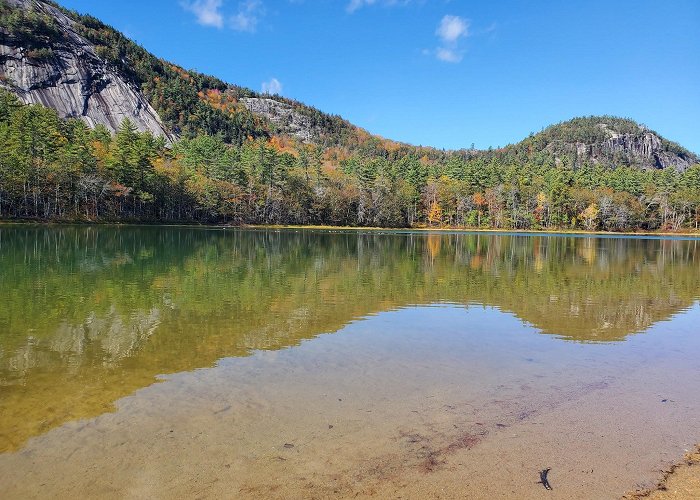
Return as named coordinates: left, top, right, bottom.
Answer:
left=240, top=97, right=314, bottom=142
left=545, top=120, right=697, bottom=171
left=0, top=0, right=173, bottom=141
left=601, top=129, right=692, bottom=170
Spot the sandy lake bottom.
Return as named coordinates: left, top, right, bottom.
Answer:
left=2, top=304, right=700, bottom=499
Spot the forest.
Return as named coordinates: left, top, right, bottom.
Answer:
left=1, top=90, right=700, bottom=231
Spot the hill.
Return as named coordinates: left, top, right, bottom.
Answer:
left=504, top=116, right=697, bottom=171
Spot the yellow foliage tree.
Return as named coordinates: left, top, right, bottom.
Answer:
left=580, top=203, right=599, bottom=230
left=428, top=201, right=443, bottom=226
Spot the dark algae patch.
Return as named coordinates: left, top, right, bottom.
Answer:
left=538, top=468, right=553, bottom=491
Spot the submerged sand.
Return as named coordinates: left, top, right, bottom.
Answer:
left=2, top=305, right=700, bottom=499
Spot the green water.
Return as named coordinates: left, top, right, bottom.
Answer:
left=1, top=226, right=700, bottom=493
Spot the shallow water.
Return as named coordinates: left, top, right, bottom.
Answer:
left=1, top=226, right=699, bottom=499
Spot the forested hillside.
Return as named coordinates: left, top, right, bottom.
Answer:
left=1, top=90, right=700, bottom=230
left=0, top=0, right=427, bottom=156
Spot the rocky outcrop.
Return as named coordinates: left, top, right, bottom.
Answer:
left=241, top=97, right=314, bottom=142
left=0, top=0, right=173, bottom=141
left=541, top=119, right=698, bottom=171
left=600, top=127, right=694, bottom=170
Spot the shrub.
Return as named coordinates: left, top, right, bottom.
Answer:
left=27, top=48, right=54, bottom=61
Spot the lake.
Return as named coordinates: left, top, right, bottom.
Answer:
left=1, top=226, right=699, bottom=499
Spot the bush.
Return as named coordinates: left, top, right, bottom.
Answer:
left=27, top=48, right=54, bottom=61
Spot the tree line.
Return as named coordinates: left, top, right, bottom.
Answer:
left=1, top=90, right=699, bottom=230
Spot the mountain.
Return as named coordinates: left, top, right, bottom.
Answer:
left=1, top=0, right=696, bottom=170
left=0, top=0, right=408, bottom=155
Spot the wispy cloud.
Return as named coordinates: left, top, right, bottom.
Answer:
left=182, top=0, right=224, bottom=28
left=182, top=0, right=265, bottom=33
left=435, top=47, right=462, bottom=63
left=347, top=0, right=374, bottom=13
left=261, top=77, right=282, bottom=95
left=431, top=14, right=470, bottom=63
left=346, top=0, right=411, bottom=14
left=231, top=0, right=264, bottom=32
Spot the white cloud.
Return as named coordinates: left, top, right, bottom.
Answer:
left=261, top=78, right=282, bottom=95
left=182, top=0, right=224, bottom=29
left=436, top=15, right=469, bottom=43
left=435, top=47, right=463, bottom=63
left=431, top=14, right=469, bottom=63
left=182, top=0, right=265, bottom=33
left=230, top=0, right=263, bottom=32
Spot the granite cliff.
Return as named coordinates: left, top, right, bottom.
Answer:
left=0, top=0, right=173, bottom=140
left=505, top=116, right=698, bottom=171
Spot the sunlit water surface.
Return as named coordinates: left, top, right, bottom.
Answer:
left=1, top=227, right=699, bottom=499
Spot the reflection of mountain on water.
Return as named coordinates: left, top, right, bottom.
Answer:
left=0, top=227, right=699, bottom=452
left=486, top=234, right=697, bottom=340
left=7, top=307, right=161, bottom=375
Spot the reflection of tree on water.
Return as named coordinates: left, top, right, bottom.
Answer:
left=0, top=227, right=698, bottom=452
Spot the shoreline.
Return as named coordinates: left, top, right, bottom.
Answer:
left=1, top=220, right=700, bottom=238
left=624, top=446, right=700, bottom=499
left=248, top=224, right=700, bottom=238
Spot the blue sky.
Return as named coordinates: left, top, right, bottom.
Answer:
left=58, top=0, right=699, bottom=153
